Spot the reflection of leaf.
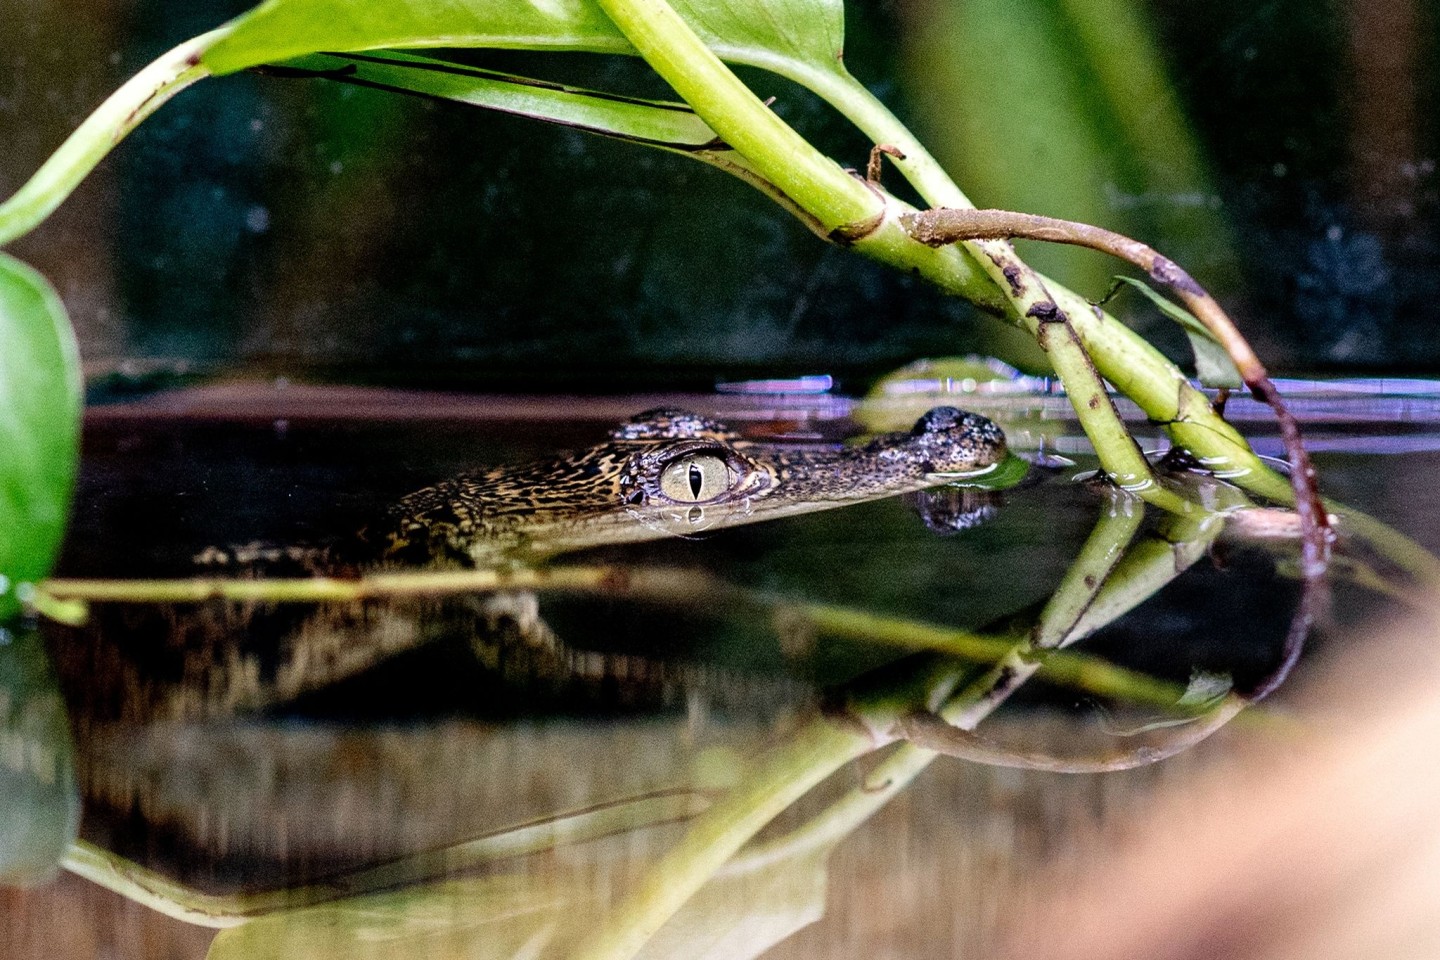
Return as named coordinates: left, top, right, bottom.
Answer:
left=1113, top=276, right=1242, bottom=389
left=0, top=624, right=80, bottom=885
left=204, top=0, right=848, bottom=82
left=208, top=808, right=833, bottom=960
left=0, top=254, right=81, bottom=619
left=637, top=847, right=829, bottom=960
left=277, top=52, right=721, bottom=150
left=207, top=875, right=601, bottom=960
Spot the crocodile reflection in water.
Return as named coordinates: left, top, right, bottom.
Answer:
left=61, top=406, right=1009, bottom=724
left=361, top=405, right=1009, bottom=567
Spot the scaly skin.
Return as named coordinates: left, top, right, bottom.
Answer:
left=369, top=406, right=1008, bottom=566
left=55, top=407, right=1007, bottom=725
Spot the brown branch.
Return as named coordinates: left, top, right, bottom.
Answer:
left=866, top=143, right=906, bottom=185
left=900, top=206, right=1332, bottom=599
left=894, top=695, right=1245, bottom=772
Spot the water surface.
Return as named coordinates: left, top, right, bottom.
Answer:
left=3, top=384, right=1428, bottom=959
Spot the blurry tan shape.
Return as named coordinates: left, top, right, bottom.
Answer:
left=996, top=613, right=1440, bottom=960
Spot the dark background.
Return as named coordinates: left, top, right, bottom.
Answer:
left=3, top=0, right=1437, bottom=390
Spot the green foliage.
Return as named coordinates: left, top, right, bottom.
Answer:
left=205, top=0, right=848, bottom=83
left=902, top=0, right=1233, bottom=296
left=279, top=51, right=721, bottom=149
left=1112, top=276, right=1242, bottom=388
left=206, top=0, right=877, bottom=230
left=0, top=254, right=81, bottom=620
left=206, top=841, right=828, bottom=959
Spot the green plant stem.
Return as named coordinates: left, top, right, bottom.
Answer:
left=0, top=29, right=228, bottom=247
left=902, top=207, right=1333, bottom=575
left=801, top=604, right=1190, bottom=711
left=1032, top=492, right=1146, bottom=648
left=591, top=0, right=876, bottom=233
left=1074, top=513, right=1217, bottom=635
left=1037, top=311, right=1197, bottom=513
left=782, top=66, right=1299, bottom=510
left=40, top=562, right=1185, bottom=711
left=720, top=740, right=935, bottom=875
left=569, top=717, right=874, bottom=960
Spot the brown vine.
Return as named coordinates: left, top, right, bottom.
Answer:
left=899, top=207, right=1333, bottom=661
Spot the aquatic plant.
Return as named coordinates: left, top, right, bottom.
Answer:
left=2, top=1, right=1436, bottom=956
left=11, top=0, right=1440, bottom=605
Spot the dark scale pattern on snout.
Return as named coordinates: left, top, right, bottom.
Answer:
left=909, top=407, right=1008, bottom=474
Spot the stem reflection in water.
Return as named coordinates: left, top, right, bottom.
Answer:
left=14, top=469, right=1330, bottom=960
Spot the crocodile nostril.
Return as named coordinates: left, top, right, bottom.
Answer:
left=911, top=406, right=966, bottom=435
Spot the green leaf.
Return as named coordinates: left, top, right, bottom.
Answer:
left=203, top=0, right=847, bottom=83
left=207, top=875, right=600, bottom=960
left=1112, top=276, right=1242, bottom=389
left=205, top=0, right=629, bottom=74
left=276, top=52, right=722, bottom=150
left=206, top=825, right=830, bottom=960
left=0, top=624, right=80, bottom=885
left=0, top=255, right=82, bottom=620
left=636, top=846, right=829, bottom=960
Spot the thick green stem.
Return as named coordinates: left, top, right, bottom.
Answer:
left=591, top=0, right=876, bottom=233
left=783, top=64, right=1298, bottom=511
left=0, top=29, right=228, bottom=247
left=569, top=718, right=873, bottom=960
left=802, top=604, right=1191, bottom=711
left=1037, top=313, right=1196, bottom=513
left=1032, top=492, right=1147, bottom=648
left=784, top=64, right=975, bottom=208
left=720, top=740, right=935, bottom=875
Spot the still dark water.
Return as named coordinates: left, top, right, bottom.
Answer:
left=3, top=383, right=1434, bottom=959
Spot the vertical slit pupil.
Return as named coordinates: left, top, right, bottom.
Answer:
left=688, top=462, right=704, bottom=498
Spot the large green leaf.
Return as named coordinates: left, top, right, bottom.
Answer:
left=203, top=0, right=847, bottom=83
left=0, top=255, right=81, bottom=620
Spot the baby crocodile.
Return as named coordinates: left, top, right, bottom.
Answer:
left=366, top=405, right=1008, bottom=566
left=59, top=406, right=1007, bottom=725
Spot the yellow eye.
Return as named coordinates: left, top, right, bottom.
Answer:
left=659, top=454, right=733, bottom=502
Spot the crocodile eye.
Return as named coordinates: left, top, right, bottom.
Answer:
left=659, top=453, right=734, bottom=502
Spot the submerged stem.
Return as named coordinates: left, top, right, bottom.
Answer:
left=592, top=0, right=877, bottom=234
left=569, top=718, right=873, bottom=960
